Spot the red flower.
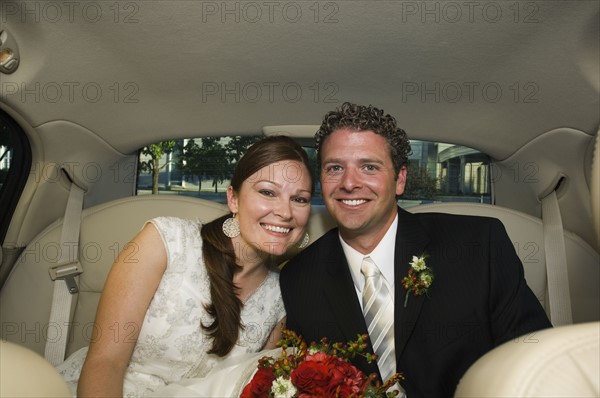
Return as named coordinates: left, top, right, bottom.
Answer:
left=240, top=367, right=276, bottom=398
left=327, top=357, right=368, bottom=396
left=304, top=351, right=330, bottom=363
left=241, top=330, right=404, bottom=397
left=291, top=359, right=331, bottom=395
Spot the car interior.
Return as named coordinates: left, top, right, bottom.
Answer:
left=0, top=1, right=598, bottom=396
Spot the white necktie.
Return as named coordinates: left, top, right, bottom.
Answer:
left=361, top=256, right=396, bottom=382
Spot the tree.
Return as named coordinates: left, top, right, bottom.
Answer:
left=404, top=166, right=437, bottom=200
left=225, top=135, right=261, bottom=176
left=201, top=138, right=229, bottom=193
left=139, top=140, right=176, bottom=194
left=304, top=147, right=320, bottom=190
left=225, top=136, right=261, bottom=163
left=180, top=139, right=206, bottom=192
left=181, top=138, right=229, bottom=193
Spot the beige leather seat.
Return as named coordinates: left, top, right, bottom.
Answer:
left=3, top=198, right=598, bottom=356
left=455, top=321, right=600, bottom=397
left=409, top=202, right=600, bottom=323
left=1, top=195, right=228, bottom=357
left=0, top=340, right=71, bottom=397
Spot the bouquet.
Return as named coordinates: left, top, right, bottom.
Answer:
left=241, top=329, right=404, bottom=398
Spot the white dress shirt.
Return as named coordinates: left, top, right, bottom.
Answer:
left=339, top=214, right=406, bottom=396
left=340, top=214, right=399, bottom=308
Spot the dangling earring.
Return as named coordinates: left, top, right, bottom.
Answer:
left=298, top=232, right=310, bottom=249
left=222, top=215, right=240, bottom=238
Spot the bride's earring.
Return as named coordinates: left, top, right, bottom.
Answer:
left=222, top=215, right=240, bottom=238
left=298, top=232, right=310, bottom=249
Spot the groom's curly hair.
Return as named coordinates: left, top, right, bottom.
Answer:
left=314, top=102, right=412, bottom=176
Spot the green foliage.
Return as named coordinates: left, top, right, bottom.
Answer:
left=225, top=136, right=261, bottom=165
left=181, top=136, right=261, bottom=193
left=180, top=139, right=205, bottom=191
left=201, top=138, right=229, bottom=193
left=304, top=147, right=320, bottom=187
left=139, top=140, right=176, bottom=194
left=403, top=166, right=437, bottom=200
left=144, top=135, right=312, bottom=195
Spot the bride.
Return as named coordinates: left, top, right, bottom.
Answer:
left=56, top=136, right=313, bottom=397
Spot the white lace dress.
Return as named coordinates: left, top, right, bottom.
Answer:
left=56, top=216, right=286, bottom=397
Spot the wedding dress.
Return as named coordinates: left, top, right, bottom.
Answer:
left=56, top=217, right=286, bottom=397
left=148, top=348, right=281, bottom=397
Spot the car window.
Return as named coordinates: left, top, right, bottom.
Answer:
left=136, top=136, right=263, bottom=203
left=401, top=140, right=491, bottom=208
left=0, top=111, right=31, bottom=243
left=136, top=136, right=491, bottom=207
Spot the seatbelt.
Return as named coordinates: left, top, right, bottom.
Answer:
left=540, top=181, right=573, bottom=326
left=44, top=170, right=86, bottom=365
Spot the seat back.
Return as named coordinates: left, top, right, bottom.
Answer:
left=0, top=340, right=71, bottom=397
left=408, top=203, right=600, bottom=323
left=0, top=195, right=229, bottom=357
left=1, top=198, right=598, bottom=359
left=454, top=321, right=600, bottom=397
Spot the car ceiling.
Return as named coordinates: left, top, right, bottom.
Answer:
left=1, top=1, right=598, bottom=159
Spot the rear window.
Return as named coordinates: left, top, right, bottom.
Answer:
left=136, top=136, right=491, bottom=206
left=401, top=140, right=491, bottom=208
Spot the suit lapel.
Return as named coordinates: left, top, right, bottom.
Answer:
left=394, top=208, right=430, bottom=358
left=321, top=230, right=380, bottom=377
left=322, top=231, right=367, bottom=341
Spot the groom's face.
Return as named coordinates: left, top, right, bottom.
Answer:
left=320, top=129, right=406, bottom=251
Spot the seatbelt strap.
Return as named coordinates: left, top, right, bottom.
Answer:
left=541, top=189, right=573, bottom=326
left=44, top=176, right=85, bottom=365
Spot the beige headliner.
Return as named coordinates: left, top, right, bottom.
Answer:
left=1, top=1, right=598, bottom=159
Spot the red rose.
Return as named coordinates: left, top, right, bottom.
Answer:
left=241, top=367, right=276, bottom=398
left=291, top=359, right=332, bottom=395
left=326, top=357, right=368, bottom=396
left=327, top=360, right=347, bottom=387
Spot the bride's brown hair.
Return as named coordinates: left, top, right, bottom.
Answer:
left=200, top=136, right=312, bottom=356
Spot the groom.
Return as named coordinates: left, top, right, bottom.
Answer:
left=280, top=102, right=552, bottom=397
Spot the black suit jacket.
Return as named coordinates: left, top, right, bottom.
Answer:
left=280, top=208, right=552, bottom=397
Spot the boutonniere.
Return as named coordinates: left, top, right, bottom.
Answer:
left=401, top=254, right=433, bottom=308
